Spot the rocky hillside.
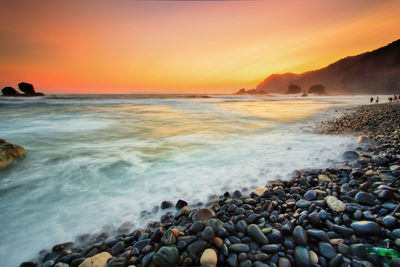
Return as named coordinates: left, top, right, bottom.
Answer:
left=254, top=39, right=400, bottom=95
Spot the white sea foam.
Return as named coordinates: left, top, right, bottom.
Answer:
left=0, top=94, right=368, bottom=266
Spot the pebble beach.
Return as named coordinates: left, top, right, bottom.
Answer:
left=20, top=102, right=400, bottom=267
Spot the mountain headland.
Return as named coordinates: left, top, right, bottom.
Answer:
left=236, top=39, right=400, bottom=95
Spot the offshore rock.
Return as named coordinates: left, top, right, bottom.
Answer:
left=0, top=139, right=26, bottom=170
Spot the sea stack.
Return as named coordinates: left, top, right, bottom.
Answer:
left=1, top=82, right=44, bottom=96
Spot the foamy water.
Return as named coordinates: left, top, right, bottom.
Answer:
left=0, top=94, right=368, bottom=266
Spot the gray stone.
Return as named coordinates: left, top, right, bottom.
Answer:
left=318, top=242, right=336, bottom=259
left=355, top=192, right=375, bottom=206
left=187, top=240, right=208, bottom=255
left=229, top=243, right=250, bottom=253
left=247, top=224, right=269, bottom=245
left=293, top=226, right=308, bottom=246
left=201, top=226, right=215, bottom=241
left=295, top=246, right=311, bottom=267
left=350, top=221, right=381, bottom=236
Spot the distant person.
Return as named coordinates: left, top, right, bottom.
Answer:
left=388, top=97, right=393, bottom=103
left=394, top=94, right=398, bottom=102
left=375, top=96, right=379, bottom=104
left=370, top=97, right=374, bottom=103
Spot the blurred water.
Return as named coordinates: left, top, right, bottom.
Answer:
left=0, top=94, right=367, bottom=266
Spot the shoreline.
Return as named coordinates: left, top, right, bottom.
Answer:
left=21, top=103, right=400, bottom=267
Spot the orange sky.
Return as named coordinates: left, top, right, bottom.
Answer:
left=1, top=0, right=399, bottom=94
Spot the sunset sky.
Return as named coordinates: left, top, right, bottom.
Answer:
left=1, top=0, right=399, bottom=94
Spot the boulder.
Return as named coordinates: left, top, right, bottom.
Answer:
left=18, top=82, right=35, bottom=95
left=17, top=82, right=44, bottom=96
left=2, top=87, right=18, bottom=96
left=0, top=139, right=26, bottom=170
left=78, top=252, right=112, bottom=267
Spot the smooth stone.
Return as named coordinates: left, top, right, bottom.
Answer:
left=111, top=241, right=124, bottom=256
left=239, top=259, right=252, bottom=267
left=295, top=246, right=311, bottom=267
left=338, top=243, right=352, bottom=256
left=200, top=248, right=217, bottom=267
left=227, top=253, right=237, bottom=266
left=309, top=250, right=318, bottom=264
left=229, top=243, right=250, bottom=253
left=296, top=199, right=311, bottom=209
left=187, top=240, right=208, bottom=255
left=329, top=254, right=343, bottom=267
left=253, top=262, right=270, bottom=267
left=307, top=229, right=329, bottom=242
left=152, top=246, right=178, bottom=267
left=107, top=258, right=126, bottom=267
left=351, top=244, right=366, bottom=259
left=235, top=220, right=248, bottom=233
left=175, top=199, right=188, bottom=209
left=382, top=215, right=397, bottom=229
left=372, top=155, right=389, bottom=166
left=308, top=212, right=320, bottom=226
left=141, top=251, right=155, bottom=267
left=350, top=221, right=381, bottom=236
left=343, top=151, right=359, bottom=161
left=252, top=187, right=267, bottom=196
left=278, top=257, right=292, bottom=267
left=318, top=174, right=331, bottom=182
left=261, top=244, right=279, bottom=254
left=247, top=224, right=269, bottom=245
left=318, top=242, right=336, bottom=259
left=267, top=229, right=282, bottom=243
left=193, top=208, right=216, bottom=222
left=212, top=237, right=223, bottom=248
left=355, top=192, right=375, bottom=206
left=133, top=239, right=151, bottom=251
left=293, top=226, right=308, bottom=246
left=78, top=252, right=112, bottom=267
left=332, top=225, right=354, bottom=238
left=161, top=200, right=173, bottom=209
left=304, top=190, right=317, bottom=201
left=190, top=221, right=205, bottom=232
left=326, top=196, right=346, bottom=212
left=254, top=253, right=269, bottom=262
left=202, top=226, right=215, bottom=241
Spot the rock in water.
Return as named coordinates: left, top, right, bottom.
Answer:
left=200, top=248, right=217, bottom=267
left=78, top=252, right=112, bottom=267
left=152, top=246, right=179, bottom=267
left=17, top=82, right=44, bottom=96
left=247, top=224, right=269, bottom=245
left=0, top=139, right=26, bottom=170
left=18, top=82, right=35, bottom=95
left=343, top=151, right=359, bottom=161
left=1, top=86, right=18, bottom=96
left=326, top=196, right=346, bottom=212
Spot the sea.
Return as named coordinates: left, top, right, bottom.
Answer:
left=0, top=94, right=371, bottom=266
